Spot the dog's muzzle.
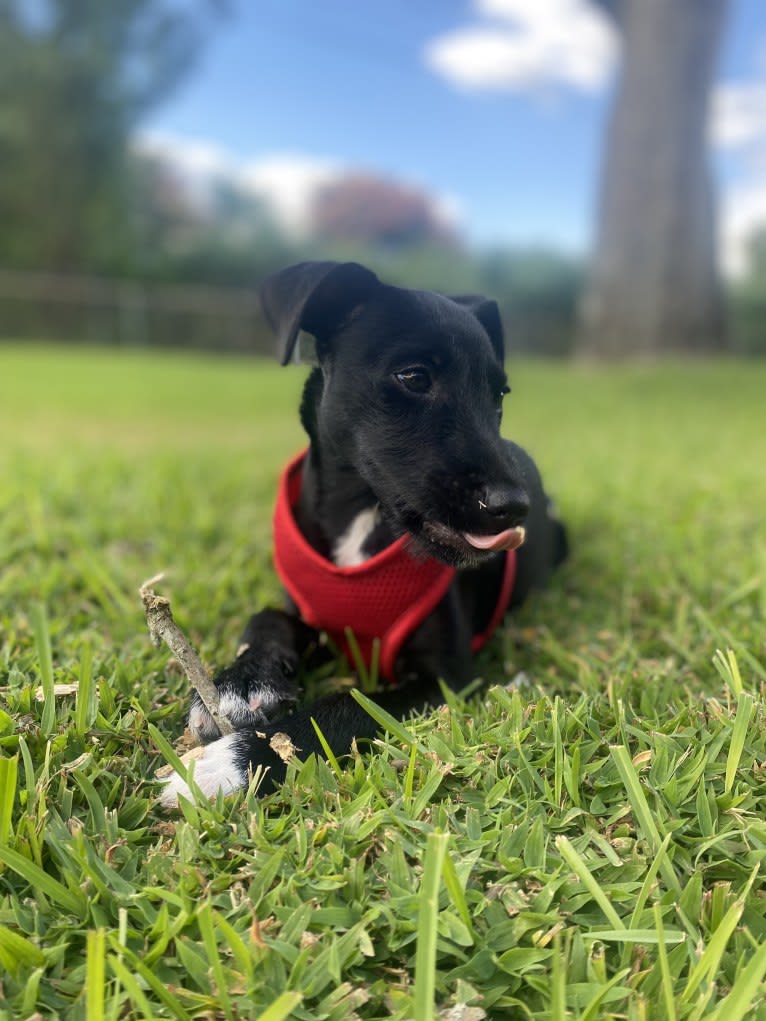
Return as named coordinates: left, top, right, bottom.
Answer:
left=420, top=520, right=526, bottom=560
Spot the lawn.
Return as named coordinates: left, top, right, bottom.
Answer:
left=1, top=342, right=765, bottom=1020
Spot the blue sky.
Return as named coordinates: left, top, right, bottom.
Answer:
left=144, top=0, right=766, bottom=272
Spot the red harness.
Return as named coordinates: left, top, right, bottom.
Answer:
left=273, top=451, right=517, bottom=682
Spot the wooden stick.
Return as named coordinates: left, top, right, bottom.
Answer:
left=139, top=573, right=234, bottom=736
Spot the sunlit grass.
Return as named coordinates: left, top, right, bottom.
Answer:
left=1, top=343, right=766, bottom=1019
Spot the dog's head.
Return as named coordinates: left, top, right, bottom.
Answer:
left=260, top=260, right=529, bottom=567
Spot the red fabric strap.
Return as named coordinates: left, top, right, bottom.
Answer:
left=470, top=544, right=517, bottom=654
left=272, top=450, right=515, bottom=681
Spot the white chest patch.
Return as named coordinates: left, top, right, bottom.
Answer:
left=332, top=506, right=380, bottom=567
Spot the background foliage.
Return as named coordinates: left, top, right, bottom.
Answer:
left=0, top=0, right=763, bottom=355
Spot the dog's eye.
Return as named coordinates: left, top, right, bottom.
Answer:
left=496, top=384, right=510, bottom=422
left=395, top=367, right=432, bottom=394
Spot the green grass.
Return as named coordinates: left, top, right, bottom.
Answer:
left=1, top=342, right=766, bottom=1020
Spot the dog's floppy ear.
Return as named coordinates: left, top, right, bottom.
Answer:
left=259, top=261, right=380, bottom=365
left=450, top=294, right=505, bottom=365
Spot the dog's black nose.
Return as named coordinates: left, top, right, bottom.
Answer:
left=481, top=484, right=530, bottom=525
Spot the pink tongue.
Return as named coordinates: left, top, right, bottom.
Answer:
left=463, top=526, right=526, bottom=552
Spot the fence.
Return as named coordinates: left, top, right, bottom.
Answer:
left=0, top=270, right=273, bottom=353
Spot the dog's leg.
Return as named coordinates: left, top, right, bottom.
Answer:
left=188, top=609, right=317, bottom=741
left=160, top=675, right=452, bottom=807
left=162, top=591, right=472, bottom=807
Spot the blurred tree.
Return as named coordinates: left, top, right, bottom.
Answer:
left=311, top=173, right=460, bottom=251
left=729, top=226, right=766, bottom=354
left=311, top=242, right=583, bottom=356
left=478, top=248, right=584, bottom=356
left=581, top=0, right=729, bottom=354
left=129, top=153, right=298, bottom=284
left=745, top=227, right=766, bottom=280
left=0, top=0, right=217, bottom=273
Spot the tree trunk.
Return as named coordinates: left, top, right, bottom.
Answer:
left=580, top=0, right=729, bottom=355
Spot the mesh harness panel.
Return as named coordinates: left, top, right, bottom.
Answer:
left=273, top=451, right=517, bottom=681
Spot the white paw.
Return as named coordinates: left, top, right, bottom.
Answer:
left=158, top=733, right=247, bottom=809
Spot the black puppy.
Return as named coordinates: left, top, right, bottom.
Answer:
left=160, top=261, right=566, bottom=806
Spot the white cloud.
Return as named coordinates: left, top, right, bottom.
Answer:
left=240, top=155, right=342, bottom=236
left=711, top=82, right=766, bottom=149
left=430, top=191, right=465, bottom=232
left=136, top=133, right=232, bottom=177
left=424, top=0, right=618, bottom=94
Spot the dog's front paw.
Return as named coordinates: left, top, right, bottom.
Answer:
left=158, top=726, right=289, bottom=807
left=188, top=650, right=300, bottom=742
left=158, top=732, right=249, bottom=808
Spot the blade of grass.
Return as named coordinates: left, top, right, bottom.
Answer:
left=553, top=696, right=564, bottom=808
left=107, top=936, right=191, bottom=1020
left=30, top=602, right=55, bottom=737
left=580, top=929, right=684, bottom=944
left=254, top=991, right=304, bottom=1021
left=212, top=911, right=254, bottom=983
left=682, top=897, right=744, bottom=1004
left=725, top=692, right=755, bottom=794
left=17, top=736, right=36, bottom=810
left=653, top=904, right=678, bottom=1021
left=73, top=769, right=106, bottom=833
left=556, top=836, right=625, bottom=931
left=441, top=849, right=474, bottom=943
left=627, top=832, right=673, bottom=931
left=21, top=966, right=45, bottom=1018
left=712, top=648, right=744, bottom=695
left=610, top=745, right=680, bottom=894
left=0, top=845, right=86, bottom=915
left=411, top=764, right=449, bottom=818
left=0, top=923, right=46, bottom=974
left=578, top=969, right=632, bottom=1021
left=413, top=831, right=449, bottom=1021
left=708, top=939, right=766, bottom=1021
left=87, top=929, right=106, bottom=1021
left=550, top=932, right=566, bottom=1021
left=682, top=865, right=758, bottom=1003
left=621, top=831, right=674, bottom=969
left=147, top=722, right=190, bottom=781
left=403, top=740, right=418, bottom=808
left=197, top=903, right=233, bottom=1021
left=74, top=642, right=97, bottom=735
left=368, top=637, right=381, bottom=693
left=343, top=628, right=370, bottom=690
left=0, top=754, right=18, bottom=844
left=108, top=954, right=155, bottom=1018
left=350, top=688, right=422, bottom=750
left=311, top=718, right=343, bottom=780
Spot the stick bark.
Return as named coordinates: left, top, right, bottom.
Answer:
left=139, top=573, right=234, bottom=736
